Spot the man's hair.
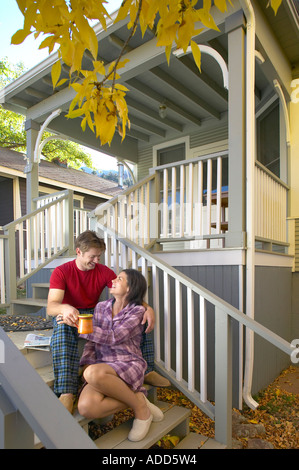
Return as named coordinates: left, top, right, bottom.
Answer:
left=75, top=230, right=106, bottom=253
left=122, top=269, right=147, bottom=306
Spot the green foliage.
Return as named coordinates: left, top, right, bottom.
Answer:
left=0, top=58, right=95, bottom=169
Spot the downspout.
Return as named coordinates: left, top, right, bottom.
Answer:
left=239, top=0, right=259, bottom=410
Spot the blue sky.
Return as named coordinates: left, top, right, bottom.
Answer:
left=0, top=0, right=123, bottom=171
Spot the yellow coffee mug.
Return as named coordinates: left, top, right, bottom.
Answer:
left=77, top=314, right=93, bottom=334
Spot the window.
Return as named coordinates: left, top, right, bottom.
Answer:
left=257, top=101, right=280, bottom=177
left=157, top=142, right=185, bottom=166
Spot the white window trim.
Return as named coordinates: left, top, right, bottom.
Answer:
left=153, top=136, right=190, bottom=168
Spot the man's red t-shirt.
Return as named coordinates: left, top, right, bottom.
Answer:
left=49, top=260, right=116, bottom=309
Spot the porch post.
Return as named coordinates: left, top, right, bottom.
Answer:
left=24, top=119, right=40, bottom=214
left=225, top=11, right=246, bottom=248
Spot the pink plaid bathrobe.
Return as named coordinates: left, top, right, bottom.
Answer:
left=80, top=298, right=147, bottom=393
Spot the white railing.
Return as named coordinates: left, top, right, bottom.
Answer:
left=1, top=190, right=74, bottom=307
left=0, top=233, right=8, bottom=306
left=95, top=173, right=156, bottom=248
left=74, top=208, right=91, bottom=239
left=97, top=223, right=293, bottom=447
left=94, top=152, right=229, bottom=250
left=255, top=162, right=289, bottom=247
left=35, top=193, right=91, bottom=240
left=153, top=152, right=228, bottom=247
left=95, top=153, right=289, bottom=253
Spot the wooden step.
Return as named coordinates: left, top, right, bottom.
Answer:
left=175, top=431, right=226, bottom=449
left=10, top=298, right=48, bottom=315
left=32, top=283, right=50, bottom=299
left=94, top=403, right=190, bottom=449
left=8, top=328, right=223, bottom=449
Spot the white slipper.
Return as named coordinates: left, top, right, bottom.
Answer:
left=144, top=396, right=164, bottom=422
left=128, top=414, right=153, bottom=442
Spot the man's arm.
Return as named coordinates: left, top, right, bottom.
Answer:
left=47, top=288, right=79, bottom=327
left=142, top=303, right=155, bottom=333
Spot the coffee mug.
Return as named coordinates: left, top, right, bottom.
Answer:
left=77, top=314, right=93, bottom=334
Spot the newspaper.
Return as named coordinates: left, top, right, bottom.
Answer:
left=24, top=333, right=52, bottom=351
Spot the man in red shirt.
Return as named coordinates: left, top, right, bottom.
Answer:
left=47, top=230, right=169, bottom=413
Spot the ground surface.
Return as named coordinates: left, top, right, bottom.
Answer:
left=1, top=314, right=298, bottom=449
left=89, top=366, right=299, bottom=449
left=0, top=314, right=53, bottom=332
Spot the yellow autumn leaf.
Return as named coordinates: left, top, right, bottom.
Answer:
left=198, top=3, right=220, bottom=32
left=16, top=0, right=27, bottom=14
left=214, top=0, right=228, bottom=13
left=156, top=24, right=178, bottom=47
left=51, top=60, right=62, bottom=89
left=165, top=44, right=172, bottom=65
left=11, top=28, right=30, bottom=45
left=114, top=84, right=129, bottom=92
left=56, top=78, right=68, bottom=87
left=168, top=435, right=180, bottom=446
left=66, top=107, right=85, bottom=119
left=191, top=40, right=202, bottom=72
left=114, top=0, right=132, bottom=23
left=93, top=60, right=106, bottom=76
left=269, top=0, right=282, bottom=15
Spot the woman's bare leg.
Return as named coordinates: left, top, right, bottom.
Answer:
left=78, top=363, right=150, bottom=420
left=78, top=383, right=126, bottom=419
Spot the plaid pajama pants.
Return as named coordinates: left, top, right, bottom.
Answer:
left=51, top=312, right=154, bottom=396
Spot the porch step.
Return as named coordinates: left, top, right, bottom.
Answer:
left=32, top=283, right=50, bottom=299
left=10, top=298, right=48, bottom=315
left=176, top=432, right=226, bottom=449
left=8, top=329, right=225, bottom=450
left=94, top=403, right=190, bottom=449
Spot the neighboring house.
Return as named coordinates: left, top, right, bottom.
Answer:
left=0, top=0, right=298, bottom=416
left=0, top=147, right=123, bottom=227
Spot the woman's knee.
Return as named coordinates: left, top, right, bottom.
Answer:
left=83, top=364, right=108, bottom=385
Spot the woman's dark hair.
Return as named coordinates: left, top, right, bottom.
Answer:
left=122, top=269, right=147, bottom=306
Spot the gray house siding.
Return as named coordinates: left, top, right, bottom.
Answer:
left=253, top=266, right=292, bottom=395
left=173, top=264, right=241, bottom=408
left=172, top=263, right=292, bottom=400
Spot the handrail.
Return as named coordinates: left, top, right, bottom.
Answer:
left=98, top=222, right=293, bottom=447
left=99, top=224, right=292, bottom=355
left=92, top=173, right=157, bottom=216
left=150, top=150, right=228, bottom=172
left=3, top=190, right=70, bottom=231
left=255, top=160, right=289, bottom=190
left=1, top=190, right=74, bottom=309
left=93, top=152, right=230, bottom=249
left=0, top=328, right=97, bottom=449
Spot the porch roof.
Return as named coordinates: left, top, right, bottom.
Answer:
left=0, top=1, right=298, bottom=164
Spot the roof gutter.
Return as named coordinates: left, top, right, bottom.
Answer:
left=239, top=0, right=259, bottom=410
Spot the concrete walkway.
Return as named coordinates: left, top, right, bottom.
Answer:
left=274, top=366, right=299, bottom=395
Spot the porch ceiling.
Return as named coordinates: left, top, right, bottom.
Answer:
left=1, top=1, right=298, bottom=164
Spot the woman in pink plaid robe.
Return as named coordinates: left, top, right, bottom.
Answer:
left=77, top=269, right=164, bottom=441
